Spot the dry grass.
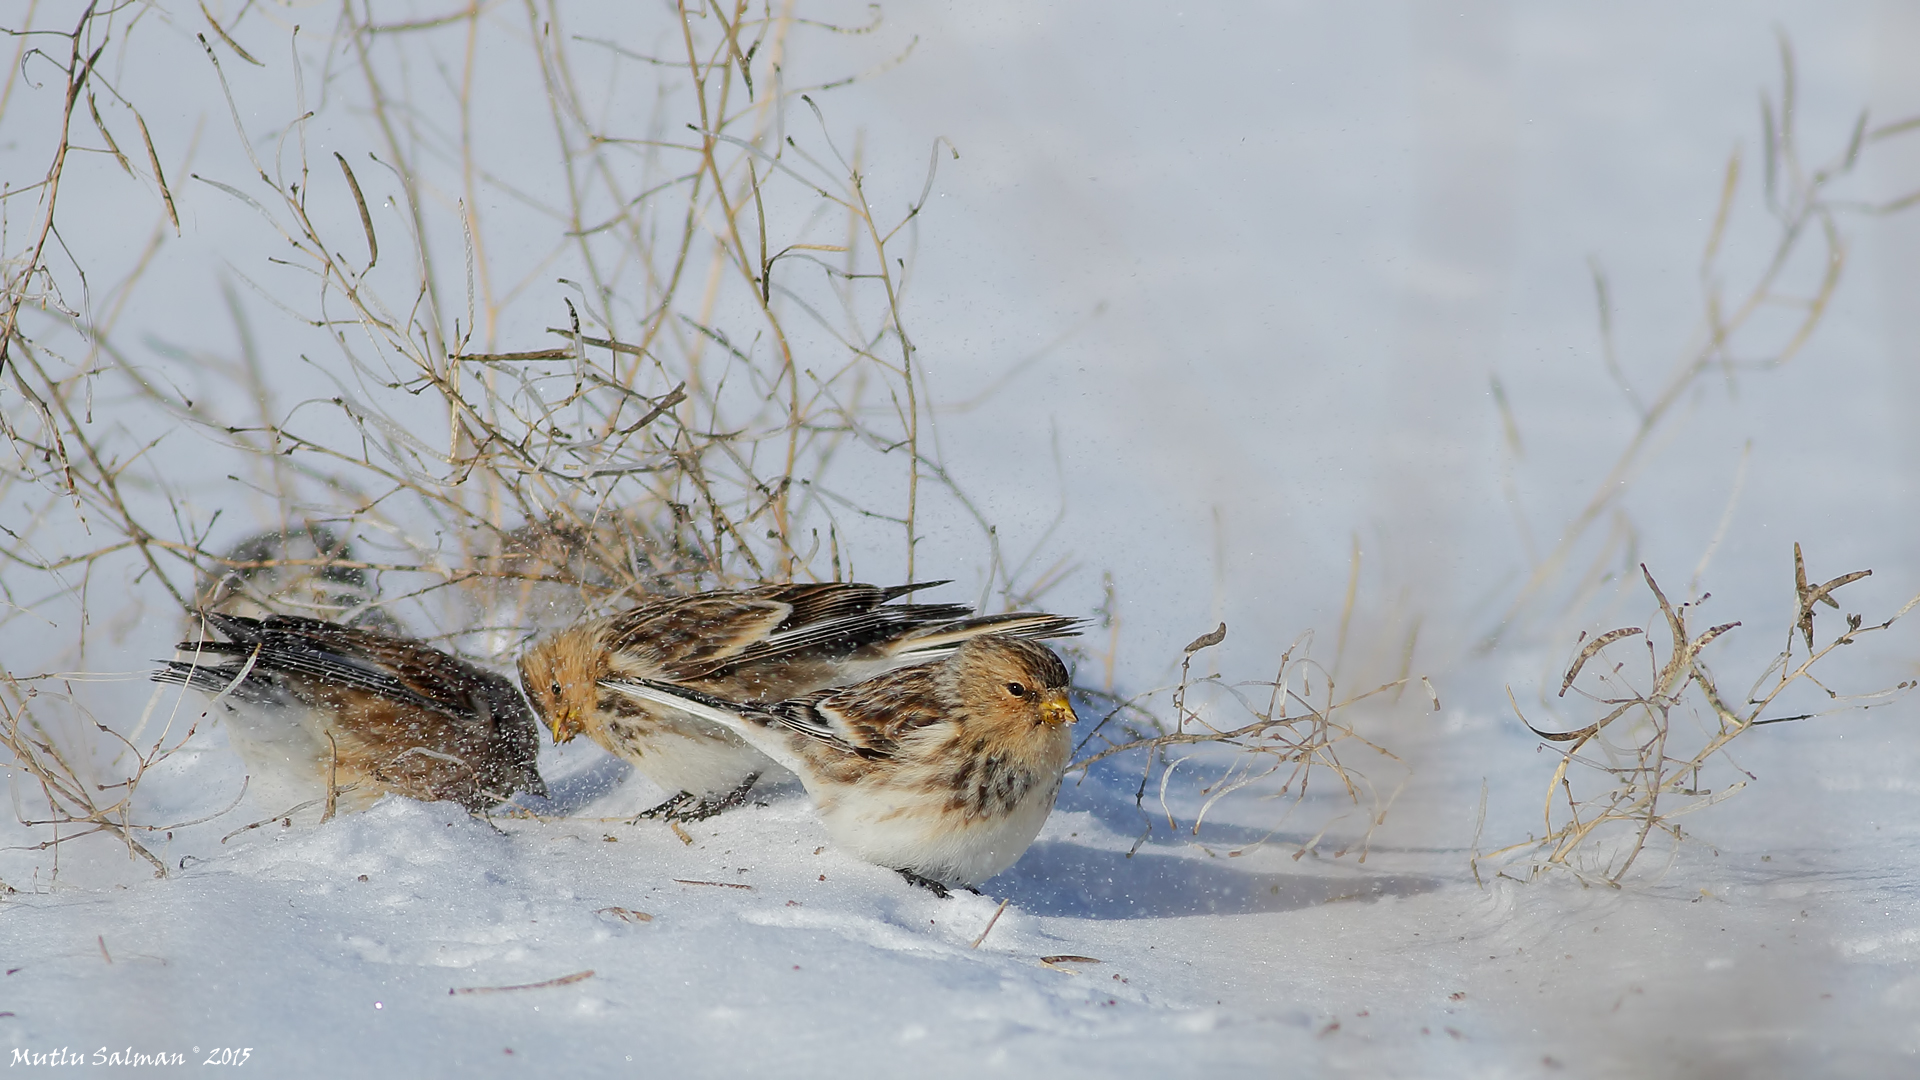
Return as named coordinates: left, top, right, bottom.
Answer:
left=1482, top=551, right=1920, bottom=885
left=3, top=3, right=973, bottom=627
left=1069, top=604, right=1415, bottom=863
left=1, top=669, right=243, bottom=882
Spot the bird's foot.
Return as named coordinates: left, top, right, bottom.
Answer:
left=896, top=868, right=954, bottom=899
left=632, top=790, right=693, bottom=823
left=636, top=773, right=761, bottom=824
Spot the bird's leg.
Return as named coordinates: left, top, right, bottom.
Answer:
left=632, top=790, right=694, bottom=823
left=895, top=869, right=952, bottom=899
left=637, top=773, right=761, bottom=824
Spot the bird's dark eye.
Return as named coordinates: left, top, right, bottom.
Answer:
left=1006, top=682, right=1028, bottom=698
left=551, top=682, right=563, bottom=699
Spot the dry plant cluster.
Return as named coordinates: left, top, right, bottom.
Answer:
left=1481, top=39, right=1920, bottom=879
left=0, top=2, right=1385, bottom=886
left=1483, top=553, right=1920, bottom=885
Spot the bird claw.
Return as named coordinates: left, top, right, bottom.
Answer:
left=634, top=773, right=761, bottom=824
left=632, top=791, right=694, bottom=822
left=895, top=868, right=954, bottom=898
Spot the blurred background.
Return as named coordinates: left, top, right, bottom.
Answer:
left=837, top=1, right=1920, bottom=686
left=9, top=0, right=1919, bottom=690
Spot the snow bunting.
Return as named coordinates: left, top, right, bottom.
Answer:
left=459, top=514, right=706, bottom=649
left=196, top=524, right=396, bottom=630
left=518, top=582, right=1080, bottom=822
left=604, top=634, right=1078, bottom=894
left=154, top=612, right=547, bottom=820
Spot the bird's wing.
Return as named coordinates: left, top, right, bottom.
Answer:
left=151, top=656, right=283, bottom=705
left=603, top=582, right=961, bottom=681
left=601, top=674, right=921, bottom=762
left=701, top=601, right=974, bottom=677
left=175, top=613, right=412, bottom=702
left=601, top=594, right=797, bottom=673
left=753, top=580, right=950, bottom=625
left=884, top=612, right=1084, bottom=661
left=598, top=677, right=833, bottom=778
left=791, top=666, right=955, bottom=756
left=175, top=613, right=501, bottom=730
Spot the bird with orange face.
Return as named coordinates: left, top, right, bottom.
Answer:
left=517, top=582, right=1079, bottom=823
left=154, top=612, right=547, bottom=821
left=604, top=634, right=1078, bottom=895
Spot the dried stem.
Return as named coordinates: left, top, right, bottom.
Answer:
left=1485, top=555, right=1917, bottom=885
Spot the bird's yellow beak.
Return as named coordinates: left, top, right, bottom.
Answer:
left=549, top=710, right=583, bottom=744
left=1040, top=689, right=1077, bottom=726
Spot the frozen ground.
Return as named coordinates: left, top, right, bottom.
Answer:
left=8, top=2, right=1920, bottom=1076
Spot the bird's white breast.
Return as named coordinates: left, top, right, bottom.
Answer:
left=813, top=776, right=1062, bottom=886
left=619, top=712, right=791, bottom=796
left=217, top=698, right=378, bottom=823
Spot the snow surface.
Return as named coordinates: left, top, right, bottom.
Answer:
left=11, top=716, right=1920, bottom=1076
left=9, top=2, right=1920, bottom=1076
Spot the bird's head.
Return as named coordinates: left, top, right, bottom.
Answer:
left=955, top=635, right=1078, bottom=731
left=518, top=629, right=603, bottom=744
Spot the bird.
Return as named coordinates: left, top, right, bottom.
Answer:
left=153, top=612, right=548, bottom=822
left=517, top=581, right=1080, bottom=823
left=603, top=634, right=1079, bottom=896
left=457, top=513, right=707, bottom=656
left=195, top=523, right=397, bottom=631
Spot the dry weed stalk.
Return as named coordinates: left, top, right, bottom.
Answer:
left=1484, top=37, right=1920, bottom=648
left=1484, top=550, right=1920, bottom=885
left=1071, top=621, right=1411, bottom=862
left=3, top=3, right=961, bottom=642
left=2, top=673, right=240, bottom=878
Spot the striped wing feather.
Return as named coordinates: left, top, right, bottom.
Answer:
left=175, top=613, right=495, bottom=731
left=603, top=665, right=949, bottom=761
left=598, top=582, right=962, bottom=682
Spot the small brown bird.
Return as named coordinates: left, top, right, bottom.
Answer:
left=518, top=582, right=1079, bottom=822
left=195, top=524, right=396, bottom=630
left=154, top=612, right=547, bottom=821
left=604, top=634, right=1078, bottom=895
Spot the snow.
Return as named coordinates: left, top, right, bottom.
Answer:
left=12, top=722, right=1920, bottom=1075
left=8, top=1, right=1920, bottom=1076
